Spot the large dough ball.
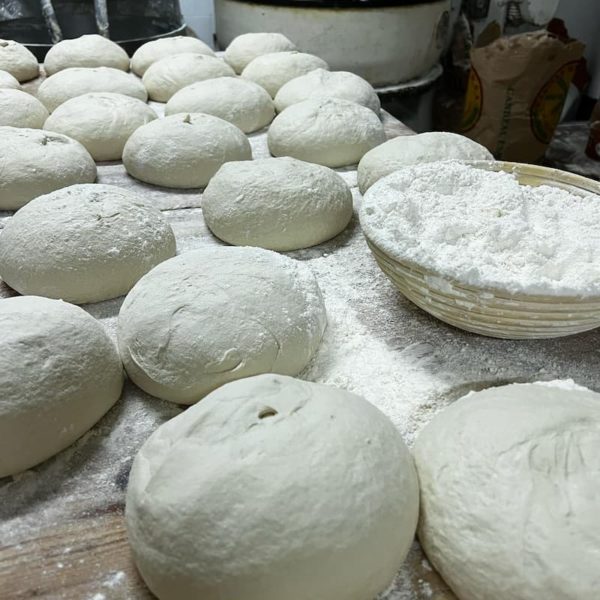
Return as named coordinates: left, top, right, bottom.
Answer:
left=123, top=113, right=251, bottom=189
left=38, top=67, right=148, bottom=112
left=142, top=53, right=235, bottom=102
left=44, top=92, right=158, bottom=161
left=165, top=77, right=274, bottom=133
left=0, top=296, right=123, bottom=477
left=44, top=34, right=130, bottom=75
left=242, top=51, right=329, bottom=97
left=357, top=131, right=493, bottom=193
left=0, top=39, right=38, bottom=82
left=126, top=373, right=419, bottom=600
left=131, top=36, right=215, bottom=77
left=203, top=157, right=353, bottom=250
left=275, top=69, right=380, bottom=114
left=0, top=127, right=96, bottom=210
left=268, top=98, right=386, bottom=168
left=0, top=69, right=21, bottom=90
left=0, top=89, right=48, bottom=128
left=0, top=184, right=176, bottom=304
left=118, top=248, right=327, bottom=403
left=224, top=32, right=296, bottom=74
left=414, top=381, right=600, bottom=600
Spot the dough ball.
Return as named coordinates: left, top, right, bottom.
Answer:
left=0, top=184, right=176, bottom=304
left=414, top=381, right=600, bottom=600
left=123, top=113, right=251, bottom=189
left=165, top=77, right=274, bottom=133
left=203, top=157, right=353, bottom=250
left=38, top=67, right=148, bottom=112
left=224, top=32, right=297, bottom=74
left=0, top=89, right=48, bottom=128
left=242, top=51, right=329, bottom=97
left=44, top=92, right=158, bottom=161
left=117, top=248, right=327, bottom=403
left=131, top=35, right=215, bottom=76
left=275, top=69, right=380, bottom=114
left=0, top=69, right=21, bottom=90
left=0, top=39, right=38, bottom=82
left=44, top=34, right=130, bottom=75
left=268, top=98, right=386, bottom=168
left=357, top=131, right=494, bottom=193
left=0, top=296, right=123, bottom=477
left=0, top=127, right=96, bottom=210
left=142, top=53, right=235, bottom=102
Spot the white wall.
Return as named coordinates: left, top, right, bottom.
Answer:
left=180, top=0, right=215, bottom=47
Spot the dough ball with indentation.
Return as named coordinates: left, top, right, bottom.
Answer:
left=38, top=67, right=148, bottom=112
left=357, top=131, right=493, bottom=193
left=142, top=53, right=235, bottom=102
left=0, top=127, right=96, bottom=210
left=224, top=32, right=296, bottom=74
left=0, top=69, right=21, bottom=90
left=0, top=296, right=123, bottom=477
left=414, top=381, right=600, bottom=600
left=203, top=157, right=353, bottom=250
left=0, top=39, right=38, bottom=82
left=44, top=34, right=130, bottom=76
left=0, top=89, right=48, bottom=128
left=131, top=36, right=215, bottom=76
left=118, top=248, right=327, bottom=403
left=0, top=184, right=176, bottom=304
left=268, top=97, right=386, bottom=168
left=44, top=92, right=158, bottom=161
left=242, top=51, right=329, bottom=97
left=123, top=113, right=251, bottom=188
left=126, top=373, right=419, bottom=600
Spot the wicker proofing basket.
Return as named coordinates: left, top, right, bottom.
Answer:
left=364, top=161, right=600, bottom=340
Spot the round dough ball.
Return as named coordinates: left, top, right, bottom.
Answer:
left=242, top=51, right=329, bottom=97
left=203, top=157, right=353, bottom=250
left=0, top=89, right=48, bottom=128
left=275, top=69, right=380, bottom=114
left=0, top=39, right=38, bottom=82
left=44, top=34, right=130, bottom=76
left=0, top=127, right=96, bottom=210
left=268, top=98, right=386, bottom=168
left=0, top=296, right=123, bottom=477
left=0, top=69, right=21, bottom=90
left=123, top=113, right=251, bottom=189
left=0, top=184, right=176, bottom=304
left=224, top=32, right=297, bottom=74
left=165, top=77, right=274, bottom=133
left=357, top=131, right=494, bottom=193
left=142, top=53, right=235, bottom=102
left=131, top=35, right=215, bottom=77
left=38, top=67, right=148, bottom=112
left=414, top=381, right=600, bottom=600
left=118, top=248, right=327, bottom=403
left=44, top=92, right=158, bottom=161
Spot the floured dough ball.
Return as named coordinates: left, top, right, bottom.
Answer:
left=0, top=69, right=21, bottom=90
left=44, top=34, right=130, bottom=75
left=0, top=39, right=38, bottom=82
left=275, top=69, right=380, bottom=114
left=0, top=296, right=123, bottom=477
left=126, top=373, right=419, bottom=600
left=38, top=67, right=148, bottom=112
left=414, top=381, right=600, bottom=600
left=203, top=157, right=353, bottom=250
left=0, top=184, right=176, bottom=304
left=358, top=131, right=493, bottom=193
left=0, top=89, right=48, bottom=128
left=44, top=92, right=158, bottom=161
left=224, top=32, right=296, bottom=74
left=118, top=248, right=327, bottom=403
left=242, top=51, right=329, bottom=97
left=165, top=77, right=274, bottom=133
left=268, top=98, right=386, bottom=168
left=0, top=127, right=96, bottom=210
left=131, top=35, right=215, bottom=76
left=142, top=53, right=235, bottom=102
left=123, top=113, right=251, bottom=188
